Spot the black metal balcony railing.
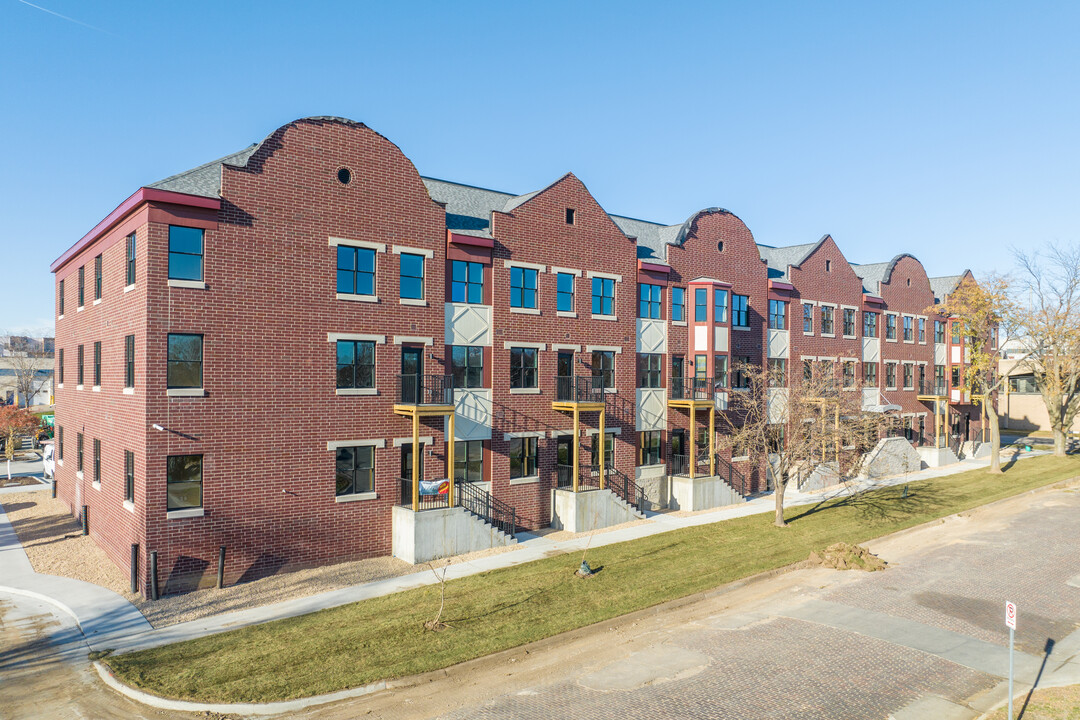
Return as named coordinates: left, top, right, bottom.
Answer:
left=917, top=379, right=949, bottom=397
left=555, top=463, right=643, bottom=511
left=397, top=374, right=453, bottom=405
left=670, top=377, right=711, bottom=401
left=399, top=477, right=452, bottom=510
left=554, top=375, right=606, bottom=403
left=400, top=477, right=517, bottom=538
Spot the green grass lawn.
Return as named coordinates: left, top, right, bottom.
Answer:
left=105, top=454, right=1080, bottom=703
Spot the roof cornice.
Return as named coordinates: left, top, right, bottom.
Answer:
left=51, top=188, right=220, bottom=273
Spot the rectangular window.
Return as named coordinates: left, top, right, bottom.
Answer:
left=94, top=255, right=102, bottom=301
left=124, top=450, right=134, bottom=502
left=671, top=287, right=685, bottom=322
left=714, top=355, right=729, bottom=388
left=591, top=277, right=615, bottom=316
left=695, top=287, right=708, bottom=322
left=886, top=362, right=897, bottom=389
left=126, top=233, right=136, bottom=286
left=694, top=354, right=707, bottom=379
left=336, top=340, right=375, bottom=389
left=93, top=439, right=101, bottom=484
left=168, top=226, right=205, bottom=282
left=58, top=426, right=63, bottom=461
left=77, top=345, right=84, bottom=386
left=167, top=334, right=203, bottom=389
left=843, top=361, right=856, bottom=388
left=592, top=350, right=615, bottom=389
left=864, top=362, right=878, bottom=385
left=864, top=311, right=878, bottom=338
left=59, top=279, right=65, bottom=315
left=509, top=437, right=537, bottom=479
left=715, top=289, right=729, bottom=323
left=639, top=283, right=661, bottom=319
left=454, top=440, right=484, bottom=483
left=803, top=303, right=814, bottom=333
left=843, top=308, right=856, bottom=337
left=78, top=266, right=85, bottom=307
left=93, top=341, right=101, bottom=387
left=77, top=432, right=84, bottom=473
left=399, top=253, right=424, bottom=300
left=510, top=266, right=538, bottom=309
left=820, top=306, right=834, bottom=335
left=768, top=358, right=785, bottom=385
left=732, top=294, right=749, bottom=327
left=951, top=321, right=961, bottom=344
left=124, top=335, right=135, bottom=388
left=58, top=349, right=64, bottom=385
left=557, top=272, right=575, bottom=312
left=335, top=445, right=374, bottom=496
left=640, top=430, right=661, bottom=466
left=733, top=356, right=753, bottom=389
left=510, top=347, right=538, bottom=389
left=768, top=300, right=786, bottom=330
left=934, top=320, right=945, bottom=344
left=935, top=364, right=946, bottom=388
left=336, top=245, right=375, bottom=296
left=451, top=260, right=484, bottom=304
left=637, top=353, right=661, bottom=388
left=918, top=317, right=926, bottom=343
left=591, top=432, right=615, bottom=468
left=451, top=345, right=484, bottom=389
left=903, top=316, right=914, bottom=342
left=886, top=314, right=897, bottom=340
left=903, top=364, right=914, bottom=389
left=951, top=366, right=961, bottom=387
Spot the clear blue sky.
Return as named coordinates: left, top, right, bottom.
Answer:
left=2, top=1, right=1079, bottom=334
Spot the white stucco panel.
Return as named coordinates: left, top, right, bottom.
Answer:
left=862, top=337, right=880, bottom=363
left=636, top=388, right=667, bottom=431
left=445, top=303, right=493, bottom=346
left=767, top=329, right=789, bottom=359
left=446, top=389, right=492, bottom=441
left=714, top=326, right=729, bottom=353
left=767, top=388, right=789, bottom=424
left=934, top=343, right=947, bottom=365
left=950, top=345, right=962, bottom=364
left=637, top=318, right=667, bottom=354
left=694, top=325, right=708, bottom=352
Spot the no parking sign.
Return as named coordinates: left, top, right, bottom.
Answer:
left=1005, top=600, right=1017, bottom=629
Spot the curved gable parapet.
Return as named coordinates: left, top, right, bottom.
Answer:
left=881, top=253, right=925, bottom=285
left=672, top=207, right=743, bottom=247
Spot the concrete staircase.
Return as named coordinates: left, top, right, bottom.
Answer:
left=551, top=488, right=645, bottom=534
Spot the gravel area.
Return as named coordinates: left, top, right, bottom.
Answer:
left=0, top=476, right=47, bottom=488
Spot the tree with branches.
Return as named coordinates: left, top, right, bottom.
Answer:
left=1012, top=244, right=1080, bottom=457
left=929, top=275, right=1014, bottom=473
left=10, top=350, right=52, bottom=408
left=0, top=405, right=39, bottom=478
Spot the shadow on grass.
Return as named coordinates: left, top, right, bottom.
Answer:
left=785, top=480, right=958, bottom=525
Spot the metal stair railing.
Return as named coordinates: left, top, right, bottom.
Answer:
left=457, top=479, right=517, bottom=538
left=605, top=466, right=646, bottom=513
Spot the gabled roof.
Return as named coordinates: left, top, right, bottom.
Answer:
left=421, top=177, right=515, bottom=238
left=850, top=261, right=891, bottom=294
left=147, top=145, right=258, bottom=198
left=756, top=239, right=823, bottom=280
left=929, top=274, right=965, bottom=304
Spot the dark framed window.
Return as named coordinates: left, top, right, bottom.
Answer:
left=694, top=354, right=707, bottom=379
left=93, top=439, right=101, bottom=484
left=903, top=364, right=914, bottom=389
left=93, top=341, right=101, bottom=387
left=714, top=289, right=729, bottom=323
left=918, top=364, right=926, bottom=388
left=451, top=345, right=484, bottom=389
left=733, top=356, right=753, bottom=389
left=695, top=288, right=707, bottom=322
left=803, top=303, right=813, bottom=333
left=78, top=265, right=85, bottom=307
left=918, top=317, right=926, bottom=343
left=167, top=334, right=203, bottom=389
left=336, top=245, right=375, bottom=296
left=58, top=349, right=64, bottom=385
left=124, top=335, right=135, bottom=388
left=454, top=440, right=484, bottom=484
left=510, top=347, right=537, bottom=389
left=77, top=432, right=83, bottom=472
left=951, top=365, right=961, bottom=387
left=336, top=340, right=375, bottom=389
left=843, top=308, right=856, bottom=337
left=886, top=362, right=897, bottom=389
left=732, top=294, right=749, bottom=327
left=126, top=233, right=136, bottom=286
left=886, top=314, right=897, bottom=340
left=864, top=311, right=878, bottom=338
left=714, top=355, right=729, bottom=388
left=451, top=260, right=484, bottom=304
left=58, top=426, right=63, bottom=460
left=935, top=320, right=945, bottom=344
left=768, top=358, right=785, bottom=385
left=865, top=362, right=878, bottom=385
left=590, top=431, right=615, bottom=468
left=167, top=454, right=203, bottom=510
left=951, top=321, right=961, bottom=344
left=59, top=279, right=65, bottom=315
left=843, top=361, right=856, bottom=388
left=335, top=445, right=374, bottom=496
left=640, top=430, right=661, bottom=466
left=591, top=277, right=615, bottom=316
left=399, top=253, right=424, bottom=300
left=77, top=345, right=84, bottom=386
left=124, top=450, right=135, bottom=503
left=94, top=255, right=102, bottom=300
left=592, top=350, right=615, bottom=389
left=639, top=283, right=661, bottom=319
left=557, top=272, right=575, bottom=312
left=768, top=300, right=786, bottom=330
left=820, top=306, right=834, bottom=335
left=168, top=226, right=205, bottom=282
left=637, top=353, right=661, bottom=388
left=510, top=266, right=538, bottom=309
left=935, top=364, right=946, bottom=387
left=903, top=316, right=914, bottom=342
left=509, top=437, right=537, bottom=479
left=671, top=287, right=685, bottom=322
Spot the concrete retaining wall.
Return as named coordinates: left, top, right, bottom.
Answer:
left=635, top=465, right=669, bottom=511
left=800, top=462, right=840, bottom=492
left=551, top=489, right=642, bottom=534
left=392, top=506, right=515, bottom=564
left=917, top=446, right=959, bottom=467
left=861, top=437, right=923, bottom=479
left=669, top=475, right=743, bottom=512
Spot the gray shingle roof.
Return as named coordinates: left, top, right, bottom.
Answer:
left=850, top=261, right=891, bottom=294
left=756, top=241, right=820, bottom=281
left=929, top=275, right=963, bottom=304
left=421, top=178, right=515, bottom=238
left=146, top=144, right=258, bottom=198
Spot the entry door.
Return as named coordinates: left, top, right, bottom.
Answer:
left=401, top=443, right=424, bottom=481
left=401, top=347, right=423, bottom=403
left=556, top=435, right=573, bottom=466
left=557, top=352, right=574, bottom=400
left=672, top=356, right=684, bottom=397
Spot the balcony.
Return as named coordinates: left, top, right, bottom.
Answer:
left=916, top=379, right=949, bottom=401
left=552, top=375, right=606, bottom=411
left=393, top=374, right=455, bottom=418
left=668, top=377, right=713, bottom=407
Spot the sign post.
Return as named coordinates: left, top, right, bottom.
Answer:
left=1005, top=601, right=1017, bottom=719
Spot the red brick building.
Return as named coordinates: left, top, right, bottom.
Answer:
left=50, top=117, right=989, bottom=596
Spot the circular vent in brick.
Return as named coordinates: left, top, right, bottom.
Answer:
left=337, top=167, right=352, bottom=185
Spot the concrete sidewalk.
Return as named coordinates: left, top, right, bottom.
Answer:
left=0, top=449, right=1052, bottom=655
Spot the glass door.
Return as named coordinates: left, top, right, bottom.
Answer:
left=401, top=346, right=423, bottom=403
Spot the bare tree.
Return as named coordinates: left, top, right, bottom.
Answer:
left=10, top=350, right=52, bottom=409
left=719, top=361, right=892, bottom=527
left=929, top=275, right=1015, bottom=473
left=1012, top=244, right=1080, bottom=457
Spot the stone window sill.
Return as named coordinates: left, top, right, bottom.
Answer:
left=591, top=314, right=618, bottom=321
left=399, top=298, right=428, bottom=306
left=672, top=320, right=687, bottom=326
left=123, top=387, right=135, bottom=395
left=124, top=284, right=136, bottom=293
left=510, top=307, right=541, bottom=315
left=336, top=293, right=379, bottom=303
left=335, top=492, right=377, bottom=503
left=336, top=388, right=378, bottom=396
left=731, top=455, right=750, bottom=462
left=733, top=325, right=751, bottom=331
left=76, top=471, right=84, bottom=479
left=509, top=388, right=540, bottom=395
left=509, top=475, right=540, bottom=486
left=123, top=500, right=135, bottom=513
left=167, top=508, right=204, bottom=519
left=93, top=299, right=102, bottom=306
left=77, top=306, right=84, bottom=312
left=57, top=383, right=63, bottom=389
left=556, top=311, right=577, bottom=318
left=167, top=388, right=205, bottom=397
left=76, top=385, right=83, bottom=391
left=168, top=279, right=206, bottom=290
left=92, top=481, right=101, bottom=491
left=92, top=386, right=101, bottom=392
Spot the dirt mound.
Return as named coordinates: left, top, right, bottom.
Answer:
left=808, top=543, right=887, bottom=572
